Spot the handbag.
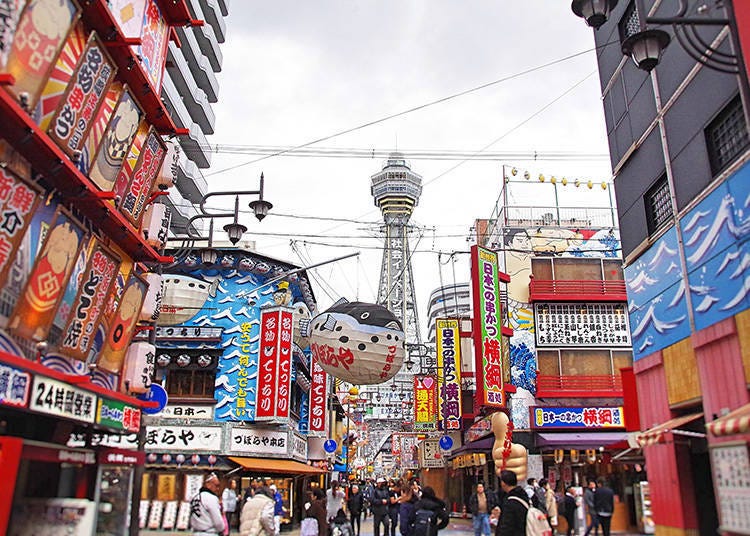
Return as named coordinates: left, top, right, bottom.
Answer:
left=301, top=517, right=319, bottom=536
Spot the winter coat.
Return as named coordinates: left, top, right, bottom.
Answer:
left=371, top=486, right=392, bottom=516
left=327, top=488, right=346, bottom=520
left=222, top=488, right=238, bottom=514
left=190, top=487, right=225, bottom=535
left=497, top=486, right=528, bottom=536
left=468, top=490, right=499, bottom=516
left=347, top=491, right=365, bottom=516
left=544, top=488, right=558, bottom=521
left=306, top=498, right=329, bottom=536
left=399, top=497, right=417, bottom=536
left=240, top=493, right=275, bottom=536
left=593, top=486, right=615, bottom=517
left=409, top=495, right=450, bottom=535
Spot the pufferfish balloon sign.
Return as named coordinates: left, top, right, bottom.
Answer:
left=309, top=301, right=405, bottom=385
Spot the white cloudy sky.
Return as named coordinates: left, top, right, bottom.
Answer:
left=202, top=1, right=614, bottom=336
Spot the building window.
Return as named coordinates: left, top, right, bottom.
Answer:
left=166, top=369, right=216, bottom=398
left=706, top=95, right=750, bottom=175
left=619, top=1, right=641, bottom=44
left=645, top=174, right=672, bottom=235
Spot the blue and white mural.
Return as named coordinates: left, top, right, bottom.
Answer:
left=160, top=250, right=316, bottom=424
left=625, top=161, right=750, bottom=360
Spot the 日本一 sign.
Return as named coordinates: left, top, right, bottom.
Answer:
left=530, top=406, right=626, bottom=429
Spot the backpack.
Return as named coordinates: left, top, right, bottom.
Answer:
left=509, top=496, right=552, bottom=536
left=534, top=488, right=548, bottom=515
left=413, top=508, right=438, bottom=536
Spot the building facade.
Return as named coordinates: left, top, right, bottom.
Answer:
left=579, top=1, right=750, bottom=534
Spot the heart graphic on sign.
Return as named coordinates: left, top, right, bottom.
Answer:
left=422, top=377, right=434, bottom=389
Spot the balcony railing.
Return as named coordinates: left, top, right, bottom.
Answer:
left=536, top=374, right=623, bottom=398
left=529, top=278, right=627, bottom=302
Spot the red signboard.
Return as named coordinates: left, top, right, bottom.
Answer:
left=275, top=309, right=294, bottom=418
left=0, top=167, right=40, bottom=291
left=414, top=375, right=437, bottom=431
left=256, top=308, right=281, bottom=420
left=119, top=127, right=165, bottom=224
left=309, top=357, right=328, bottom=434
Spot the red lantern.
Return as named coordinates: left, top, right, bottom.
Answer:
left=191, top=454, right=201, bottom=466
left=208, top=455, right=217, bottom=467
left=162, top=454, right=172, bottom=464
left=147, top=453, right=158, bottom=464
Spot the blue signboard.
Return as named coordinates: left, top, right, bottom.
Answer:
left=530, top=406, right=625, bottom=429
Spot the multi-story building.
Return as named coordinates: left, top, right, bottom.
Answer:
left=573, top=1, right=750, bottom=534
left=426, top=283, right=472, bottom=344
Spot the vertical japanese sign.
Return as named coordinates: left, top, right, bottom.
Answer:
left=233, top=320, right=255, bottom=420
left=119, top=127, right=166, bottom=224
left=8, top=209, right=85, bottom=342
left=470, top=245, right=505, bottom=408
left=135, top=0, right=169, bottom=91
left=436, top=318, right=462, bottom=431
left=47, top=32, right=116, bottom=159
left=97, top=273, right=147, bottom=373
left=0, top=0, right=24, bottom=70
left=414, top=375, right=437, bottom=431
left=309, top=356, right=328, bottom=434
left=5, top=0, right=79, bottom=107
left=276, top=308, right=293, bottom=419
left=0, top=362, right=31, bottom=408
left=0, top=167, right=40, bottom=291
left=256, top=308, right=281, bottom=420
left=59, top=241, right=120, bottom=360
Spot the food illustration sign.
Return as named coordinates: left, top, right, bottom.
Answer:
left=470, top=245, right=505, bottom=408
left=414, top=375, right=437, bottom=431
left=436, top=318, right=462, bottom=431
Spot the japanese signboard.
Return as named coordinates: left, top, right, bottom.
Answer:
left=8, top=209, right=86, bottom=342
left=229, top=320, right=256, bottom=421
left=98, top=273, right=147, bottom=373
left=256, top=308, right=281, bottom=420
left=711, top=443, right=750, bottom=534
left=112, top=121, right=148, bottom=201
left=290, top=431, right=307, bottom=462
left=59, top=241, right=120, bottom=360
left=420, top=439, right=445, bottom=468
left=230, top=427, right=288, bottom=456
left=154, top=325, right=223, bottom=341
left=470, top=245, right=506, bottom=408
left=30, top=376, right=96, bottom=424
left=436, top=319, right=462, bottom=431
left=0, top=0, right=24, bottom=70
left=414, top=375, right=437, bottom=431
left=135, top=0, right=169, bottom=91
left=119, top=127, right=166, bottom=224
left=145, top=425, right=222, bottom=452
left=159, top=404, right=212, bottom=420
left=47, top=32, right=116, bottom=159
left=535, top=303, right=631, bottom=347
left=99, top=448, right=144, bottom=466
left=530, top=406, right=626, bottom=429
left=464, top=415, right=493, bottom=443
left=96, top=398, right=141, bottom=432
left=0, top=167, right=40, bottom=291
left=0, top=362, right=30, bottom=408
left=308, top=356, right=328, bottom=435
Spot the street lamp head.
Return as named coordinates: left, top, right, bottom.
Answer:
left=223, top=221, right=248, bottom=245
left=622, top=29, right=670, bottom=72
left=249, top=199, right=273, bottom=221
left=201, top=247, right=219, bottom=265
left=571, top=0, right=618, bottom=30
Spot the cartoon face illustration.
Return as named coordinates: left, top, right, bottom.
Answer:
left=238, top=257, right=255, bottom=271
left=219, top=254, right=235, bottom=268
left=255, top=262, right=270, bottom=274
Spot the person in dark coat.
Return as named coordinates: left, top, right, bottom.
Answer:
left=387, top=480, right=400, bottom=536
left=468, top=482, right=499, bottom=536
left=347, top=484, right=365, bottom=536
left=593, top=478, right=615, bottom=536
left=306, top=488, right=329, bottom=536
left=409, top=486, right=450, bottom=536
left=496, top=470, right=528, bottom=536
left=398, top=484, right=418, bottom=536
left=371, top=478, right=392, bottom=536
left=563, top=486, right=577, bottom=536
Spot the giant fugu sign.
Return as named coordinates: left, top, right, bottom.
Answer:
left=309, top=301, right=405, bottom=384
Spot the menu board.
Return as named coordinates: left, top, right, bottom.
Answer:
left=535, top=302, right=631, bottom=347
left=711, top=443, right=750, bottom=534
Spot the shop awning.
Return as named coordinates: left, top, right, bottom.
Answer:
left=449, top=436, right=495, bottom=456
left=636, top=412, right=704, bottom=447
left=706, top=403, right=750, bottom=437
left=228, top=456, right=327, bottom=475
left=536, top=432, right=627, bottom=449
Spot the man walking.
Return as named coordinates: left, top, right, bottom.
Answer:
left=347, top=484, right=365, bottom=536
left=190, top=472, right=226, bottom=536
left=468, top=482, right=498, bottom=536
left=372, top=478, right=392, bottom=536
left=497, top=470, right=528, bottom=536
left=563, top=486, right=577, bottom=536
left=583, top=480, right=599, bottom=536
left=593, top=478, right=615, bottom=536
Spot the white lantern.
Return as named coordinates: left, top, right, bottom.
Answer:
left=122, top=341, right=156, bottom=394
left=160, top=275, right=215, bottom=325
left=140, top=272, right=163, bottom=322
left=308, top=301, right=405, bottom=385
left=153, top=139, right=179, bottom=190
left=140, top=203, right=171, bottom=249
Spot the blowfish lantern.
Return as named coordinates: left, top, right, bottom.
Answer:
left=309, top=301, right=405, bottom=385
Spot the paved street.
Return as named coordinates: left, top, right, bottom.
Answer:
left=140, top=516, right=643, bottom=535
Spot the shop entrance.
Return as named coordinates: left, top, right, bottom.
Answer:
left=691, top=450, right=718, bottom=535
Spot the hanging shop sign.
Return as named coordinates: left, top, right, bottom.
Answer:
left=530, top=406, right=626, bottom=429
left=308, top=356, right=328, bottom=435
left=290, top=431, right=308, bottom=462
left=414, top=375, right=438, bottom=431
left=451, top=453, right=487, bottom=470
left=0, top=362, right=31, bottom=408
left=401, top=435, right=419, bottom=469
left=59, top=241, right=120, bottom=360
left=99, top=447, right=144, bottom=466
left=30, top=376, right=96, bottom=424
left=710, top=443, right=750, bottom=534
left=256, top=307, right=294, bottom=420
left=470, top=245, right=506, bottom=408
left=0, top=1, right=24, bottom=71
left=47, top=32, right=116, bottom=159
left=97, top=273, right=148, bottom=373
left=135, top=0, right=170, bottom=91
left=8, top=208, right=86, bottom=342
left=0, top=166, right=41, bottom=291
left=96, top=398, right=141, bottom=433
left=119, top=127, right=166, bottom=224
left=464, top=415, right=493, bottom=443
left=535, top=303, right=631, bottom=347
left=420, top=438, right=445, bottom=468
left=140, top=202, right=170, bottom=249
left=436, top=318, right=462, bottom=431
left=229, top=426, right=288, bottom=456
left=154, top=325, right=224, bottom=341
left=144, top=425, right=222, bottom=452
left=79, top=81, right=123, bottom=176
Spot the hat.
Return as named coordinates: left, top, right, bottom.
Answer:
left=376, top=477, right=386, bottom=484
left=270, top=484, right=277, bottom=492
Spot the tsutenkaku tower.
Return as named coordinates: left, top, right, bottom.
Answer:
left=370, top=153, right=422, bottom=346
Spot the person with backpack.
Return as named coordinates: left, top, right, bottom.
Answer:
left=409, top=486, right=450, bottom=536
left=468, top=482, right=498, bottom=536
left=498, top=470, right=552, bottom=536
left=304, top=488, right=328, bottom=536
left=398, top=483, right=418, bottom=536
left=331, top=509, right=355, bottom=536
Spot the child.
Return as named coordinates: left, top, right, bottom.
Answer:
left=331, top=509, right=353, bottom=536
left=489, top=506, right=501, bottom=529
